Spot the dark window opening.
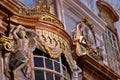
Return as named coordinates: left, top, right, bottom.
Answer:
left=33, top=48, right=50, bottom=58
left=34, top=70, right=44, bottom=80
left=54, top=61, right=60, bottom=72
left=61, top=54, right=71, bottom=76
left=45, top=58, right=53, bottom=69
left=33, top=48, right=44, bottom=56
left=46, top=72, right=54, bottom=80
left=55, top=75, right=60, bottom=80
left=34, top=57, right=44, bottom=67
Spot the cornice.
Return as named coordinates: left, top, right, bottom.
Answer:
left=10, top=14, right=38, bottom=28
left=0, top=0, right=21, bottom=16
left=77, top=55, right=120, bottom=80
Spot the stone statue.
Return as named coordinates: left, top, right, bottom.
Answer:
left=72, top=22, right=86, bottom=56
left=8, top=25, right=36, bottom=80
left=72, top=60, right=82, bottom=80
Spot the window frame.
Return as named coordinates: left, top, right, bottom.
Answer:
left=104, top=29, right=120, bottom=74
left=32, top=52, right=70, bottom=80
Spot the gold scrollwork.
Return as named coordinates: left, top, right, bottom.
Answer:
left=36, top=29, right=73, bottom=70
left=4, top=42, right=12, bottom=51
left=43, top=30, right=48, bottom=39
left=0, top=35, right=13, bottom=51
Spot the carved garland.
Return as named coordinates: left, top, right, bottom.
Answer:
left=36, top=29, right=73, bottom=70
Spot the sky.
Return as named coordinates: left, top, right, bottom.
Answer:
left=19, top=0, right=35, bottom=8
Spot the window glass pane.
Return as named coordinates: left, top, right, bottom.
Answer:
left=104, top=30, right=107, bottom=38
left=104, top=30, right=119, bottom=73
left=108, top=31, right=111, bottom=39
left=55, top=75, right=60, bottom=80
left=112, top=35, right=117, bottom=48
left=46, top=72, right=53, bottom=80
left=34, top=70, right=44, bottom=80
left=34, top=57, right=44, bottom=67
left=107, top=43, right=111, bottom=54
left=45, top=58, right=53, bottom=69
left=109, top=38, right=112, bottom=45
left=54, top=61, right=60, bottom=72
left=109, top=58, right=113, bottom=68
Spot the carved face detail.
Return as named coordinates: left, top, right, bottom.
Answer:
left=18, top=29, right=26, bottom=39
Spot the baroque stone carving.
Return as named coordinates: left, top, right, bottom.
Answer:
left=7, top=25, right=36, bottom=80
left=72, top=19, right=103, bottom=61
left=18, top=0, right=64, bottom=29
left=72, top=60, right=82, bottom=80
left=36, top=29, right=67, bottom=58
left=72, top=22, right=87, bottom=56
left=2, top=25, right=73, bottom=80
left=0, top=35, right=13, bottom=79
left=36, top=29, right=73, bottom=70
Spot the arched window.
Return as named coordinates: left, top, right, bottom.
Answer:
left=32, top=48, right=71, bottom=80
left=97, top=1, right=120, bottom=75
left=104, top=29, right=120, bottom=73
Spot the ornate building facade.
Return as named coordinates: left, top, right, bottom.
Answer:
left=0, top=0, right=120, bottom=80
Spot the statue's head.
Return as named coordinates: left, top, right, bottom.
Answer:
left=18, top=29, right=26, bottom=39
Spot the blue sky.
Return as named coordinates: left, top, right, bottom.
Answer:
left=19, top=0, right=35, bottom=8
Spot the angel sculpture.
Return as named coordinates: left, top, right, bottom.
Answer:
left=8, top=25, right=36, bottom=80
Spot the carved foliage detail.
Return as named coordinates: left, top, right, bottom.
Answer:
left=36, top=29, right=70, bottom=58
left=36, top=29, right=73, bottom=70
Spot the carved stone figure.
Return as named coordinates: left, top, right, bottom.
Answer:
left=72, top=22, right=86, bottom=56
left=81, top=23, right=94, bottom=47
left=8, top=25, right=36, bottom=80
left=72, top=60, right=82, bottom=80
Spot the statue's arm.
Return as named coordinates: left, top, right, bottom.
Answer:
left=13, top=31, right=19, bottom=40
left=13, top=25, right=23, bottom=40
left=25, top=29, right=36, bottom=39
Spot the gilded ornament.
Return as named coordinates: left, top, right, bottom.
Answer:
left=43, top=30, right=48, bottom=39
left=53, top=34, right=58, bottom=41
left=81, top=17, right=92, bottom=26
left=0, top=35, right=13, bottom=51
left=48, top=32, right=53, bottom=38
left=36, top=29, right=73, bottom=70
left=4, top=42, right=12, bottom=51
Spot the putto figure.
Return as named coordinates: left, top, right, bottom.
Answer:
left=8, top=25, right=36, bottom=80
